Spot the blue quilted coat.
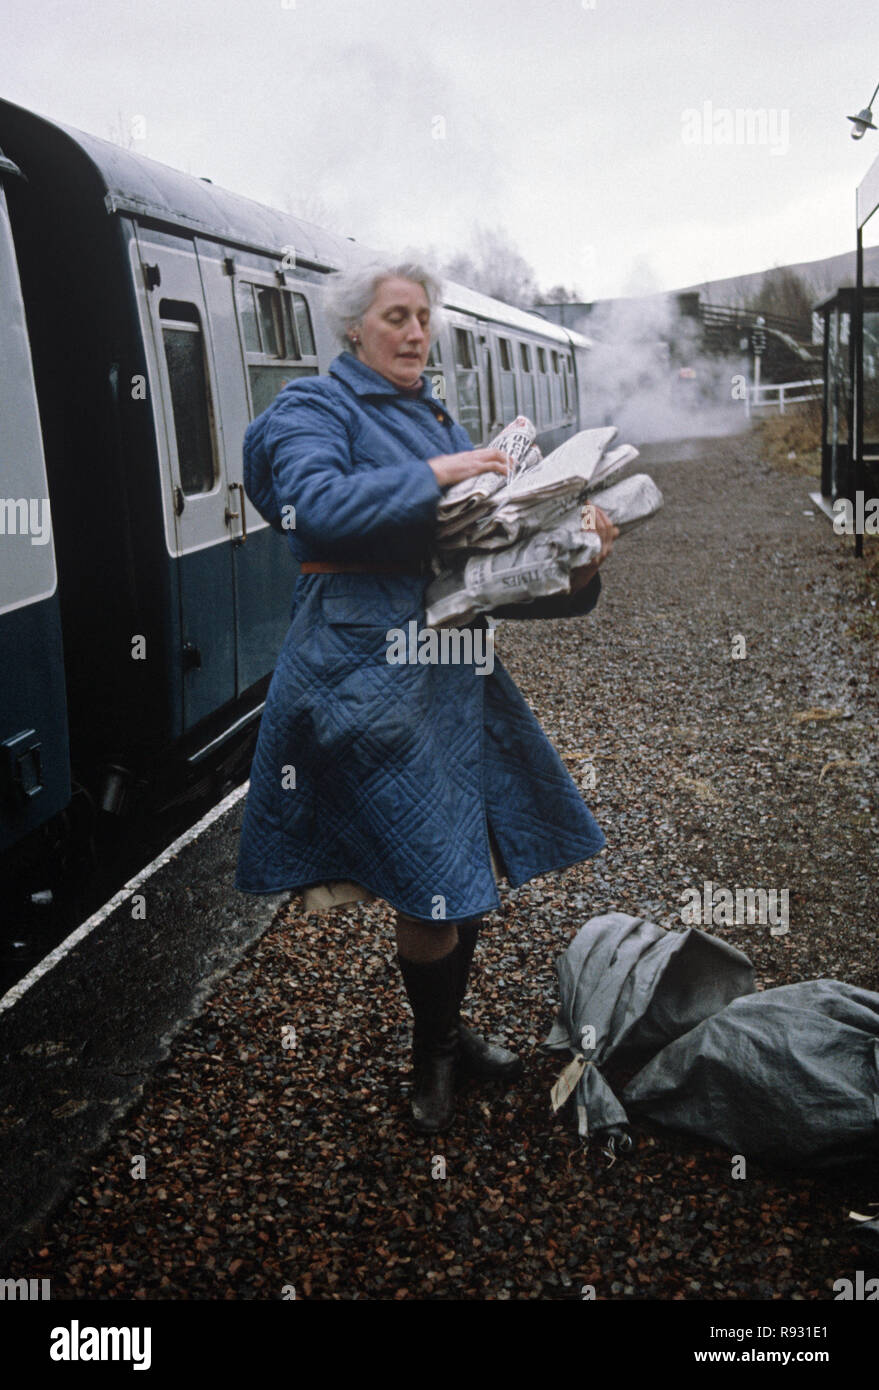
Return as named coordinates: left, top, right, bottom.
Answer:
left=234, top=351, right=606, bottom=921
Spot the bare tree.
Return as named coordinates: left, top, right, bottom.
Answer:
left=282, top=192, right=346, bottom=235
left=440, top=225, right=539, bottom=309
left=105, top=110, right=135, bottom=150
left=749, top=266, right=814, bottom=327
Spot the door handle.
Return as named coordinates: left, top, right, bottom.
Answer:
left=225, top=481, right=248, bottom=543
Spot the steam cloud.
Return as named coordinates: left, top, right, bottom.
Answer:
left=579, top=294, right=749, bottom=444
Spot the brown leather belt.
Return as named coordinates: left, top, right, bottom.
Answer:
left=300, top=560, right=429, bottom=575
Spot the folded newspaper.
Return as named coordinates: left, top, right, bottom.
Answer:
left=424, top=416, right=663, bottom=627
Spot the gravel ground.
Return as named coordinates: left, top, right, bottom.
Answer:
left=6, top=430, right=879, bottom=1301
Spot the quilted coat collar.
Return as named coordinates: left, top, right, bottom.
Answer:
left=329, top=350, right=439, bottom=405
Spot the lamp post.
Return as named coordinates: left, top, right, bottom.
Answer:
left=846, top=80, right=879, bottom=558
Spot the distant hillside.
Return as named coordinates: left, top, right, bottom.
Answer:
left=672, top=246, right=879, bottom=309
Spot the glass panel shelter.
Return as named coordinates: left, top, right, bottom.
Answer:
left=815, top=286, right=879, bottom=502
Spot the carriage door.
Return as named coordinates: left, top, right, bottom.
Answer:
left=451, top=323, right=485, bottom=444
left=134, top=230, right=237, bottom=731
left=477, top=324, right=504, bottom=437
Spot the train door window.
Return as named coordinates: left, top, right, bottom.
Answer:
left=281, top=295, right=299, bottom=356
left=159, top=299, right=217, bottom=495
left=292, top=293, right=316, bottom=357
left=256, top=287, right=284, bottom=357
left=564, top=355, right=575, bottom=414
left=497, top=336, right=518, bottom=422
left=238, top=282, right=320, bottom=417
left=236, top=282, right=260, bottom=352
left=519, top=342, right=537, bottom=421
left=550, top=350, right=562, bottom=418
left=426, top=340, right=449, bottom=403
left=480, top=334, right=498, bottom=429
left=453, top=326, right=482, bottom=443
left=559, top=355, right=570, bottom=413
left=536, top=346, right=552, bottom=423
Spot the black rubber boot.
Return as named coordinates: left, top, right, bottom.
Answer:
left=454, top=922, right=524, bottom=1083
left=396, top=949, right=460, bottom=1135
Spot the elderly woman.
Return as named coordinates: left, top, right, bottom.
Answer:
left=236, top=257, right=617, bottom=1134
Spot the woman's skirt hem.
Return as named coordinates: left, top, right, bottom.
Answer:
left=233, top=837, right=604, bottom=920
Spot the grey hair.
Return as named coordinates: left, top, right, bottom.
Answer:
left=324, top=256, right=445, bottom=352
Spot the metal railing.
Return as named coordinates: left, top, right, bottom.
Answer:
left=746, top=378, right=824, bottom=417
left=700, top=302, right=812, bottom=340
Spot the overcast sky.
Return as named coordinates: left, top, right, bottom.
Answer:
left=3, top=0, right=878, bottom=297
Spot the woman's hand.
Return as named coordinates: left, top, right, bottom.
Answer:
left=427, top=448, right=511, bottom=488
left=569, top=504, right=620, bottom=593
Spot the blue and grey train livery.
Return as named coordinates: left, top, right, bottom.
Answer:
left=0, top=96, right=593, bottom=871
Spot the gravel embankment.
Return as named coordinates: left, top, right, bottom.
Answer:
left=6, top=430, right=879, bottom=1300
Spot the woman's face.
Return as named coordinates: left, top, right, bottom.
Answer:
left=351, top=277, right=432, bottom=389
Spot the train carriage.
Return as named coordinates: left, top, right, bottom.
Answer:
left=0, top=147, right=70, bottom=852
left=0, top=96, right=592, bottom=870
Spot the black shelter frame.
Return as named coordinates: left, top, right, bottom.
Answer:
left=815, top=285, right=879, bottom=535
left=853, top=152, right=879, bottom=557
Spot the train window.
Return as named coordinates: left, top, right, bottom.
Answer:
left=236, top=282, right=260, bottom=352
left=518, top=342, right=537, bottom=422
left=452, top=326, right=482, bottom=443
left=281, top=295, right=299, bottom=356
left=497, top=336, right=518, bottom=422
left=292, top=293, right=316, bottom=357
left=159, top=301, right=216, bottom=495
left=564, top=355, right=574, bottom=414
left=546, top=350, right=560, bottom=419
left=536, top=346, right=552, bottom=422
left=484, top=340, right=498, bottom=428
left=454, top=327, right=475, bottom=369
left=256, top=287, right=284, bottom=357
left=248, top=366, right=311, bottom=415
left=425, top=341, right=447, bottom=401
left=237, top=283, right=319, bottom=416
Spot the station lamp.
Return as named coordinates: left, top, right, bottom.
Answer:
left=848, top=79, right=879, bottom=139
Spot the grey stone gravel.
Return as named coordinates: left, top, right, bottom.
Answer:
left=4, top=430, right=878, bottom=1301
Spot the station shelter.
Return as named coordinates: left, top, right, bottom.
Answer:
left=815, top=149, right=879, bottom=557
left=814, top=285, right=879, bottom=501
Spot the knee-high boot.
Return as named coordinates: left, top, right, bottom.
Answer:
left=455, top=922, right=524, bottom=1082
left=396, top=948, right=460, bottom=1134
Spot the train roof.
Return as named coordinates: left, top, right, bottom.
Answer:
left=0, top=97, right=590, bottom=348
left=441, top=280, right=590, bottom=346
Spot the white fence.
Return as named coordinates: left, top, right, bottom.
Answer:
left=746, top=378, right=823, bottom=418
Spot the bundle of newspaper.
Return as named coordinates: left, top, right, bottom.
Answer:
left=424, top=416, right=662, bottom=628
